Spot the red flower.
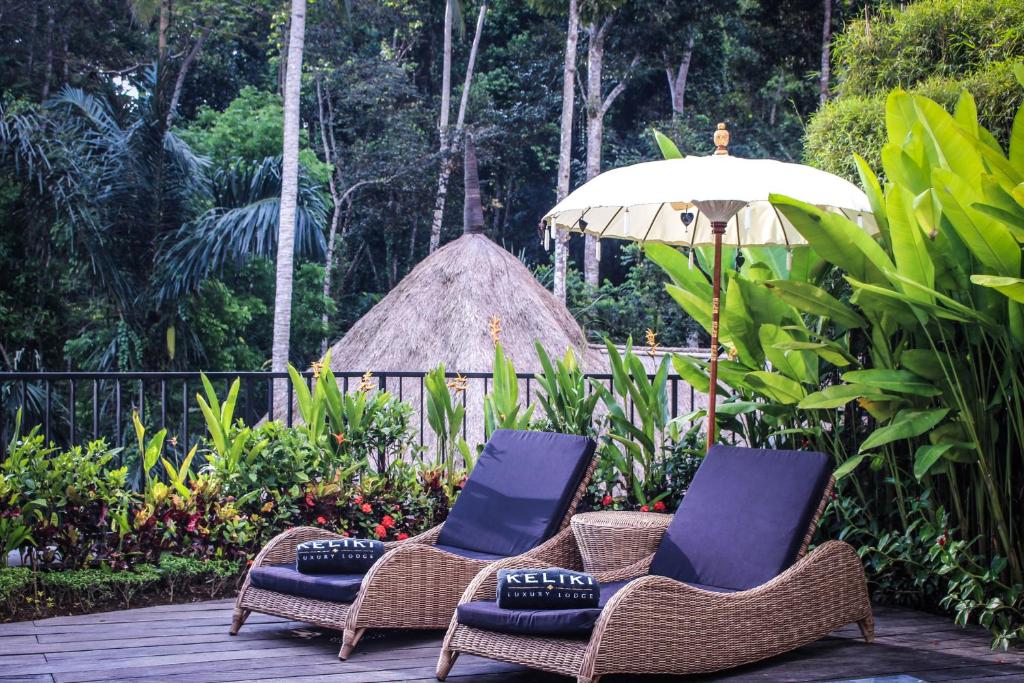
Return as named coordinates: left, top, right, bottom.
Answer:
left=333, top=432, right=346, bottom=446
left=316, top=516, right=327, bottom=525
left=354, top=495, right=363, bottom=504
left=305, top=493, right=315, bottom=508
left=602, top=495, right=613, bottom=507
left=639, top=505, right=650, bottom=512
left=397, top=532, right=409, bottom=541
left=653, top=501, right=666, bottom=512
left=381, top=515, right=395, bottom=529
left=342, top=531, right=350, bottom=537
left=937, top=535, right=947, bottom=547
left=374, top=524, right=387, bottom=539
left=361, top=503, right=372, bottom=513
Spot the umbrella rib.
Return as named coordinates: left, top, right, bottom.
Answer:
left=688, top=206, right=701, bottom=251
left=597, top=206, right=624, bottom=240
left=770, top=203, right=792, bottom=250
left=570, top=207, right=592, bottom=233
left=639, top=203, right=665, bottom=244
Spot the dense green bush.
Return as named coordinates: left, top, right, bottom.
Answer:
left=832, top=0, right=1024, bottom=96
left=0, top=555, right=246, bottom=621
left=806, top=0, right=1024, bottom=179
left=806, top=60, right=1024, bottom=179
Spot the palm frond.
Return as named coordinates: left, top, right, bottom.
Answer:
left=155, top=156, right=328, bottom=301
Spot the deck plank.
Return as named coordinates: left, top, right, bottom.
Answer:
left=3, top=600, right=1023, bottom=682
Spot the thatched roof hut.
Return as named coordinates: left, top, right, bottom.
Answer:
left=323, top=138, right=602, bottom=375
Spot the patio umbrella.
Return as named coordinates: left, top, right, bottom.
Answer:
left=543, top=124, right=877, bottom=447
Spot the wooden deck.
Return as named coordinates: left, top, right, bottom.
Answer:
left=2, top=600, right=1023, bottom=683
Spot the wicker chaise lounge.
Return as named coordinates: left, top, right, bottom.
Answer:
left=230, top=429, right=597, bottom=659
left=437, top=445, right=874, bottom=683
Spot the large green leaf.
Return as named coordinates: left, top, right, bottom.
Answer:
left=1011, top=104, right=1024, bottom=174
left=859, top=408, right=950, bottom=453
left=722, top=274, right=763, bottom=367
left=798, top=383, right=890, bottom=409
left=665, top=284, right=713, bottom=336
left=765, top=280, right=865, bottom=329
left=834, top=454, right=867, bottom=480
left=842, top=369, right=940, bottom=396
left=653, top=129, right=683, bottom=160
left=932, top=168, right=1021, bottom=276
left=771, top=194, right=894, bottom=285
left=744, top=371, right=806, bottom=404
left=913, top=443, right=958, bottom=481
left=759, top=324, right=816, bottom=385
left=774, top=340, right=856, bottom=367
left=886, top=184, right=934, bottom=303
left=854, top=153, right=889, bottom=241
left=970, top=275, right=1024, bottom=303
left=671, top=354, right=710, bottom=394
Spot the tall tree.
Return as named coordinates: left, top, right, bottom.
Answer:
left=429, top=0, right=487, bottom=253
left=582, top=5, right=634, bottom=287
left=820, top=0, right=832, bottom=105
left=553, top=0, right=580, bottom=302
left=271, top=0, right=306, bottom=406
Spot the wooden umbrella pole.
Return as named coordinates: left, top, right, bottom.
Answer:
left=706, top=220, right=727, bottom=451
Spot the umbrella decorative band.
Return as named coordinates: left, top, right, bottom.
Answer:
left=543, top=124, right=877, bottom=449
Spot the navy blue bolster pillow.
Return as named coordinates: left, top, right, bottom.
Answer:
left=296, top=538, right=384, bottom=574
left=497, top=568, right=599, bottom=610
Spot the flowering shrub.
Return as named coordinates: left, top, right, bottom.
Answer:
left=2, top=428, right=131, bottom=569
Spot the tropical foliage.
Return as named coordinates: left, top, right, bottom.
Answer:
left=649, top=74, right=1024, bottom=647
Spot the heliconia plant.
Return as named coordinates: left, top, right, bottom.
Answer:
left=483, top=342, right=534, bottom=440
left=533, top=342, right=600, bottom=436
left=649, top=69, right=1024, bottom=588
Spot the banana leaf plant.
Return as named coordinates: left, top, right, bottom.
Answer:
left=533, top=342, right=600, bottom=436
left=483, top=342, right=534, bottom=439
left=648, top=74, right=1024, bottom=584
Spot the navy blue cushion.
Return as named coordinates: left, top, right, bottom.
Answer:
left=437, top=430, right=596, bottom=557
left=649, top=445, right=832, bottom=591
left=434, top=544, right=507, bottom=562
left=457, top=580, right=632, bottom=636
left=250, top=564, right=363, bottom=603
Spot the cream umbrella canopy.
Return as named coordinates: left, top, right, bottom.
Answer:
left=543, top=124, right=877, bottom=447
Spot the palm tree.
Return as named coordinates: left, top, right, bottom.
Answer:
left=428, top=0, right=487, bottom=254
left=272, top=0, right=307, bottom=409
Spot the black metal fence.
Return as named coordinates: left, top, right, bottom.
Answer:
left=0, top=370, right=701, bottom=456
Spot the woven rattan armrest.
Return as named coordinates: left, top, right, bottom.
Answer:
left=252, top=526, right=346, bottom=567
left=456, top=526, right=586, bottom=604
left=581, top=540, right=873, bottom=678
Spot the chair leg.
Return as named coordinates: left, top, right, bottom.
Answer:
left=229, top=608, right=250, bottom=635
left=857, top=613, right=875, bottom=643
left=339, top=627, right=366, bottom=660
left=436, top=648, right=459, bottom=680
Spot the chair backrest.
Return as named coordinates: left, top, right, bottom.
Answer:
left=436, top=429, right=596, bottom=557
left=649, top=445, right=832, bottom=591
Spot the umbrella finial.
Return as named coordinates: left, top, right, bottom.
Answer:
left=713, top=123, right=730, bottom=156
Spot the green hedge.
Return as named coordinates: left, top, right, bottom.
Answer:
left=833, top=0, right=1024, bottom=97
left=806, top=0, right=1024, bottom=179
left=0, top=557, right=244, bottom=621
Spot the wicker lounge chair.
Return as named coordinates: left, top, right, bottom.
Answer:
left=230, top=429, right=597, bottom=659
left=437, top=445, right=873, bottom=683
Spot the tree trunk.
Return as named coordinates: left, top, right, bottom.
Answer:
left=271, top=0, right=306, bottom=413
left=41, top=2, right=54, bottom=100
left=166, top=26, right=211, bottom=128
left=427, top=1, right=454, bottom=254
left=553, top=0, right=579, bottom=302
left=666, top=35, right=694, bottom=117
left=429, top=1, right=487, bottom=253
left=820, top=0, right=832, bottom=106
left=582, top=16, right=633, bottom=288
left=158, top=0, right=170, bottom=60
